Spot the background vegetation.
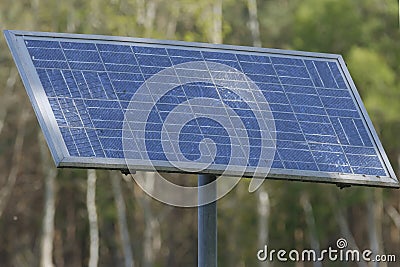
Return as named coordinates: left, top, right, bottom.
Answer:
left=0, top=0, right=399, bottom=266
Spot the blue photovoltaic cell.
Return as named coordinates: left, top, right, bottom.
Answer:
left=5, top=31, right=398, bottom=187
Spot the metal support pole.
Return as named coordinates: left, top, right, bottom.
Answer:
left=198, top=174, right=217, bottom=267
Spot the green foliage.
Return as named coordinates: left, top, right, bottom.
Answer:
left=347, top=47, right=399, bottom=123
left=293, top=0, right=363, bottom=53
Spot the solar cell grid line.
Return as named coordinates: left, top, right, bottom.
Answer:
left=201, top=55, right=272, bottom=175
left=4, top=30, right=399, bottom=188
left=270, top=57, right=323, bottom=176
left=302, top=60, right=354, bottom=175
left=166, top=51, right=218, bottom=162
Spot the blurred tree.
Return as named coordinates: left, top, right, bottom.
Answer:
left=0, top=107, right=29, bottom=218
left=87, top=169, right=99, bottom=267
left=39, top=132, right=58, bottom=267
left=347, top=47, right=399, bottom=124
left=110, top=171, right=134, bottom=267
left=293, top=0, right=363, bottom=53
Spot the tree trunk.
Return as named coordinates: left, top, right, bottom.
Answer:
left=0, top=107, right=28, bottom=218
left=245, top=2, right=271, bottom=266
left=66, top=190, right=82, bottom=267
left=87, top=169, right=99, bottom=267
left=89, top=0, right=100, bottom=30
left=144, top=0, right=159, bottom=37
left=300, top=193, right=321, bottom=267
left=294, top=229, right=305, bottom=267
left=39, top=132, right=58, bottom=267
left=367, top=188, right=387, bottom=267
left=397, top=153, right=400, bottom=179
left=257, top=190, right=270, bottom=267
left=66, top=0, right=77, bottom=32
left=0, top=67, right=17, bottom=137
left=53, top=230, right=65, bottom=267
left=132, top=171, right=161, bottom=267
left=386, top=206, right=400, bottom=230
left=110, top=171, right=134, bottom=267
left=136, top=0, right=145, bottom=25
left=166, top=3, right=180, bottom=39
left=247, top=0, right=262, bottom=47
left=211, top=0, right=223, bottom=44
left=143, top=172, right=161, bottom=267
left=329, top=193, right=368, bottom=267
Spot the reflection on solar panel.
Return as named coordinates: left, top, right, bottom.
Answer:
left=4, top=30, right=398, bottom=188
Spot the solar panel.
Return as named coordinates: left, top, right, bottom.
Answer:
left=4, top=30, right=398, bottom=188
